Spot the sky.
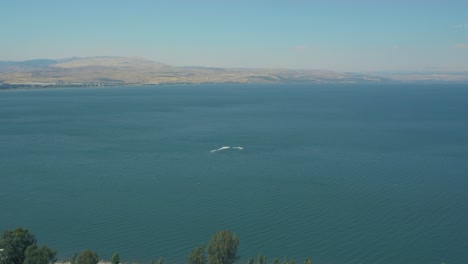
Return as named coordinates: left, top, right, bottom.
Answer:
left=2, top=0, right=468, bottom=72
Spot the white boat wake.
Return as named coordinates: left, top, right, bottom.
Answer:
left=210, top=146, right=244, bottom=153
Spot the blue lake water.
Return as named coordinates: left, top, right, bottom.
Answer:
left=1, top=84, right=467, bottom=263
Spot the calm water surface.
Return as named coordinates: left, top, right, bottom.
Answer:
left=1, top=84, right=467, bottom=263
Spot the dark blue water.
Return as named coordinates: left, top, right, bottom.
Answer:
left=1, top=84, right=467, bottom=264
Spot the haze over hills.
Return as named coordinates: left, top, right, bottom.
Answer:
left=1, top=56, right=467, bottom=88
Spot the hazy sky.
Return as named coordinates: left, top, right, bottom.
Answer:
left=2, top=0, right=468, bottom=71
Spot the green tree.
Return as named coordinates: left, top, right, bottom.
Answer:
left=281, top=257, right=294, bottom=264
left=188, top=244, right=205, bottom=264
left=207, top=230, right=239, bottom=264
left=247, top=257, right=254, bottom=264
left=0, top=228, right=37, bottom=264
left=76, top=249, right=99, bottom=264
left=151, top=257, right=163, bottom=264
left=23, top=245, right=57, bottom=264
left=156, top=257, right=164, bottom=264
left=111, top=252, right=120, bottom=264
left=256, top=254, right=267, bottom=264
left=303, top=258, right=311, bottom=264
left=70, top=253, right=78, bottom=264
left=272, top=258, right=279, bottom=264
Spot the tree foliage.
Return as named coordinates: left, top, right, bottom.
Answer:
left=76, top=249, right=99, bottom=264
left=0, top=228, right=37, bottom=264
left=281, top=257, right=294, bottom=264
left=0, top=227, right=313, bottom=264
left=151, top=257, right=163, bottom=264
left=207, top=230, right=239, bottom=264
left=256, top=254, right=267, bottom=264
left=23, top=245, right=57, bottom=264
left=188, top=244, right=206, bottom=264
left=156, top=257, right=164, bottom=264
left=70, top=253, right=78, bottom=264
left=111, top=252, right=120, bottom=264
left=281, top=256, right=296, bottom=264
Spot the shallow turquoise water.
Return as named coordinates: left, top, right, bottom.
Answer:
left=1, top=84, right=467, bottom=263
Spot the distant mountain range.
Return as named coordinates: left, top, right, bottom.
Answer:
left=1, top=56, right=467, bottom=88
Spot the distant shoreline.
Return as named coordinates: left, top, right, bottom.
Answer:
left=3, top=80, right=468, bottom=91
left=0, top=81, right=357, bottom=90
left=3, top=57, right=468, bottom=89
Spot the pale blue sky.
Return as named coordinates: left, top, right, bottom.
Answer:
left=2, top=0, right=468, bottom=71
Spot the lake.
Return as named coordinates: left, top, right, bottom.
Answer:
left=1, top=84, right=467, bottom=263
